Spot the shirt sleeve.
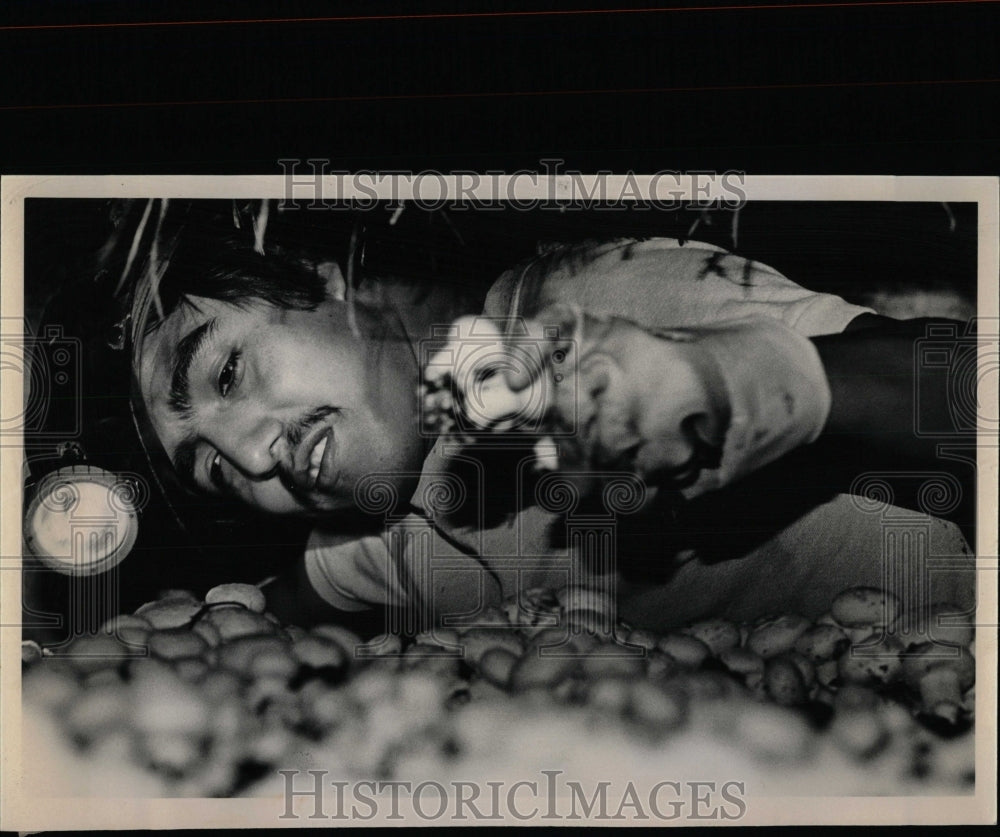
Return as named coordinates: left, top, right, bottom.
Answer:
left=304, top=510, right=502, bottom=618
left=303, top=522, right=413, bottom=612
left=484, top=238, right=875, bottom=337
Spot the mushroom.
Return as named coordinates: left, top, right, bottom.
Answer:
left=629, top=680, right=687, bottom=732
left=99, top=614, right=152, bottom=646
left=301, top=681, right=354, bottom=728
left=961, top=685, right=975, bottom=715
left=218, top=635, right=294, bottom=674
left=584, top=675, right=633, bottom=715
left=134, top=598, right=203, bottom=630
left=785, top=651, right=816, bottom=686
left=815, top=659, right=840, bottom=689
left=400, top=643, right=462, bottom=679
left=508, top=648, right=579, bottom=692
left=682, top=617, right=741, bottom=656
left=831, top=586, right=900, bottom=631
left=467, top=677, right=509, bottom=702
left=148, top=629, right=209, bottom=662
left=63, top=633, right=131, bottom=675
left=154, top=588, right=199, bottom=603
left=901, top=643, right=975, bottom=724
left=311, top=624, right=364, bottom=656
left=837, top=635, right=904, bottom=687
left=477, top=647, right=519, bottom=688
left=829, top=708, right=890, bottom=760
left=130, top=661, right=211, bottom=738
left=644, top=649, right=680, bottom=681
left=21, top=639, right=44, bottom=665
left=414, top=627, right=462, bottom=648
left=175, top=753, right=239, bottom=798
left=833, top=683, right=880, bottom=713
left=357, top=632, right=404, bottom=656
left=83, top=667, right=124, bottom=689
left=457, top=627, right=524, bottom=664
left=812, top=686, right=836, bottom=708
left=580, top=643, right=646, bottom=679
left=719, top=646, right=765, bottom=680
left=64, top=683, right=131, bottom=744
left=205, top=582, right=267, bottom=614
left=557, top=585, right=615, bottom=616
left=174, top=658, right=210, bottom=683
left=505, top=589, right=560, bottom=630
left=22, top=664, right=80, bottom=713
left=925, top=601, right=974, bottom=648
left=192, top=619, right=223, bottom=648
left=794, top=624, right=850, bottom=664
left=139, top=731, right=203, bottom=776
left=244, top=719, right=294, bottom=763
left=624, top=628, right=659, bottom=651
left=246, top=674, right=296, bottom=712
left=764, top=654, right=809, bottom=706
left=549, top=677, right=580, bottom=705
left=746, top=614, right=811, bottom=659
left=455, top=605, right=510, bottom=631
left=564, top=607, right=615, bottom=636
left=200, top=605, right=277, bottom=642
left=527, top=626, right=598, bottom=656
left=737, top=702, right=815, bottom=764
left=657, top=633, right=710, bottom=667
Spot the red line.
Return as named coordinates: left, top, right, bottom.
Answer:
left=2, top=77, right=995, bottom=113
left=0, top=0, right=996, bottom=32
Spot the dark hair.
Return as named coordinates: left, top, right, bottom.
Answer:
left=95, top=200, right=339, bottom=340
left=137, top=232, right=332, bottom=337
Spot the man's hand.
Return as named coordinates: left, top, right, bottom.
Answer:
left=423, top=304, right=833, bottom=500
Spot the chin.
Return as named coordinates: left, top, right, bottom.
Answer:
left=308, top=469, right=422, bottom=518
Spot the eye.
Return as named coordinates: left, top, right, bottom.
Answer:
left=218, top=350, right=242, bottom=397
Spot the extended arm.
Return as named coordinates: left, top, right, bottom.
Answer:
left=424, top=307, right=977, bottom=526
left=814, top=314, right=974, bottom=468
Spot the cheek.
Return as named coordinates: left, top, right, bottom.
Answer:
left=267, top=333, right=370, bottom=404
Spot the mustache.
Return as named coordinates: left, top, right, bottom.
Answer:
left=286, top=406, right=340, bottom=450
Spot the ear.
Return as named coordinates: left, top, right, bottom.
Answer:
left=316, top=260, right=347, bottom=302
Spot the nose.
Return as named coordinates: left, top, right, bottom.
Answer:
left=212, top=410, right=287, bottom=479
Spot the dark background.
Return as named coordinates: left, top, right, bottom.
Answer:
left=1, top=0, right=998, bottom=175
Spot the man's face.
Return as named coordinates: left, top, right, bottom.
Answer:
left=137, top=291, right=426, bottom=517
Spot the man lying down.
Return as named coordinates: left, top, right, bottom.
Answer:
left=133, top=228, right=976, bottom=634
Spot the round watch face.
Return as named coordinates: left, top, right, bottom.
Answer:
left=24, top=465, right=139, bottom=576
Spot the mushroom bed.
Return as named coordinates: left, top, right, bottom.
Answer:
left=21, top=583, right=976, bottom=799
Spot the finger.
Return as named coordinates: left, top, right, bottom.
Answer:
left=505, top=303, right=581, bottom=393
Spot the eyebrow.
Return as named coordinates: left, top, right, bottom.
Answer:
left=168, top=318, right=217, bottom=416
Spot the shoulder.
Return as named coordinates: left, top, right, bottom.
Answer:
left=484, top=237, right=873, bottom=336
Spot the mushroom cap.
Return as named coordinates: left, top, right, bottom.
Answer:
left=836, top=635, right=904, bottom=686
left=682, top=617, right=741, bottom=656
left=926, top=601, right=975, bottom=648
left=900, top=642, right=975, bottom=690
left=831, top=587, right=901, bottom=629
left=746, top=614, right=811, bottom=659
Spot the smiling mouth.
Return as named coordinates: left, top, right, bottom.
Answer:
left=309, top=434, right=329, bottom=484
left=290, top=417, right=340, bottom=495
